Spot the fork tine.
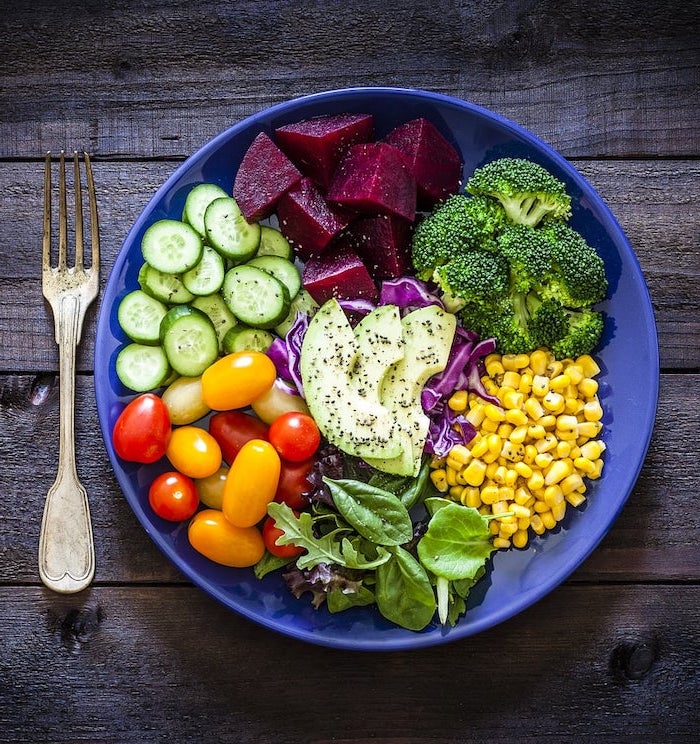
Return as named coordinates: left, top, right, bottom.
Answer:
left=42, top=151, right=52, bottom=273
left=83, top=151, right=100, bottom=275
left=73, top=151, right=84, bottom=269
left=58, top=151, right=67, bottom=271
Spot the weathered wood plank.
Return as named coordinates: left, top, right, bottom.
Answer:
left=0, top=373, right=697, bottom=585
left=1, top=1, right=698, bottom=159
left=0, top=160, right=697, bottom=371
left=1, top=584, right=698, bottom=743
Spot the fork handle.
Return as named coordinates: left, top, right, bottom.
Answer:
left=38, top=294, right=95, bottom=593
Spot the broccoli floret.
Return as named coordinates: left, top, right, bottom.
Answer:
left=410, top=194, right=506, bottom=279
left=466, top=157, right=572, bottom=227
left=551, top=308, right=605, bottom=359
left=432, top=250, right=510, bottom=312
left=497, top=223, right=554, bottom=294
left=539, top=222, right=608, bottom=307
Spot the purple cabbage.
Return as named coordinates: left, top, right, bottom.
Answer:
left=266, top=312, right=310, bottom=397
left=379, top=276, right=444, bottom=312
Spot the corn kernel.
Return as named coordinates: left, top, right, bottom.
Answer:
left=579, top=377, right=599, bottom=398
left=527, top=470, right=545, bottom=491
left=529, top=349, right=549, bottom=375
left=505, top=408, right=528, bottom=426
left=485, top=356, right=505, bottom=377
left=430, top=469, right=449, bottom=492
left=501, top=440, right=525, bottom=462
left=509, top=425, right=528, bottom=443
left=542, top=391, right=565, bottom=412
left=550, top=373, right=571, bottom=391
left=530, top=514, right=546, bottom=534
left=497, top=487, right=515, bottom=504
left=493, top=465, right=508, bottom=484
left=533, top=499, right=549, bottom=513
left=480, top=485, right=500, bottom=504
left=577, top=354, right=601, bottom=377
left=579, top=440, right=605, bottom=460
left=484, top=403, right=506, bottom=422
left=463, top=487, right=482, bottom=509
left=544, top=458, right=572, bottom=485
left=565, top=397, right=584, bottom=415
left=539, top=414, right=557, bottom=429
left=449, top=485, right=464, bottom=500
left=481, top=417, right=499, bottom=433
left=512, top=529, right=529, bottom=549
left=502, top=353, right=530, bottom=371
left=583, top=400, right=604, bottom=421
left=544, top=484, right=564, bottom=507
left=505, top=468, right=519, bottom=488
left=514, top=461, right=533, bottom=479
left=493, top=537, right=511, bottom=550
left=535, top=433, right=558, bottom=453
left=485, top=462, right=499, bottom=480
left=527, top=423, right=546, bottom=440
left=470, top=436, right=488, bottom=458
left=552, top=500, right=567, bottom=522
left=547, top=360, right=564, bottom=377
left=577, top=421, right=603, bottom=439
left=497, top=422, right=514, bottom=439
left=565, top=491, right=587, bottom=507
left=463, top=458, right=487, bottom=487
left=555, top=440, right=572, bottom=459
left=499, top=521, right=518, bottom=536
left=532, top=375, right=550, bottom=397
left=524, top=397, right=544, bottom=421
left=446, top=468, right=457, bottom=487
left=518, top=373, right=533, bottom=394
left=465, top=405, right=486, bottom=428
left=511, top=503, right=531, bottom=519
left=449, top=444, right=472, bottom=465
left=489, top=519, right=500, bottom=535
left=487, top=433, right=502, bottom=455
left=502, top=370, right=521, bottom=389
left=501, top=389, right=524, bottom=409
left=561, top=473, right=585, bottom=495
left=541, top=511, right=557, bottom=530
left=556, top=414, right=579, bottom=436
left=565, top=364, right=584, bottom=384
left=483, top=378, right=500, bottom=397
left=448, top=390, right=468, bottom=412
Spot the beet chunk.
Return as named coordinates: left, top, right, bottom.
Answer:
left=277, top=178, right=354, bottom=260
left=347, top=214, right=413, bottom=278
left=302, top=239, right=378, bottom=305
left=233, top=132, right=302, bottom=222
left=326, top=143, right=416, bottom=222
left=384, top=118, right=463, bottom=208
left=275, top=113, right=374, bottom=190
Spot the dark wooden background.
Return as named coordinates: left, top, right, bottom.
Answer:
left=1, top=2, right=698, bottom=742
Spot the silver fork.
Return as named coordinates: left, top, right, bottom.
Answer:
left=38, top=151, right=100, bottom=593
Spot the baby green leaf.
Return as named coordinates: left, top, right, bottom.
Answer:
left=324, top=477, right=414, bottom=546
left=417, top=502, right=495, bottom=581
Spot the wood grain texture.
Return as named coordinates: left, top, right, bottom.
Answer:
left=0, top=160, right=697, bottom=372
left=1, top=585, right=698, bottom=743
left=1, top=1, right=698, bottom=159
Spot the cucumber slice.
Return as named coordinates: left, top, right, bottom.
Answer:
left=160, top=305, right=220, bottom=377
left=141, top=219, right=203, bottom=274
left=116, top=343, right=171, bottom=392
left=117, top=289, right=168, bottom=345
left=222, top=325, right=275, bottom=354
left=274, top=289, right=320, bottom=336
left=256, top=225, right=293, bottom=260
left=182, top=183, right=228, bottom=236
left=221, top=265, right=291, bottom=330
left=204, top=197, right=261, bottom=263
left=191, top=293, right=238, bottom=350
left=247, top=255, right=301, bottom=300
left=138, top=263, right=196, bottom=305
left=182, top=244, right=225, bottom=296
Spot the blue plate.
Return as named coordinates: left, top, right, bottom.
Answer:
left=95, top=87, right=659, bottom=650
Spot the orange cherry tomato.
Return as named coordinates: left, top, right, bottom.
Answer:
left=165, top=425, right=222, bottom=479
left=188, top=509, right=264, bottom=567
left=222, top=438, right=281, bottom=527
left=201, top=351, right=276, bottom=411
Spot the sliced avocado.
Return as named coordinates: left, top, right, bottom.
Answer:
left=365, top=304, right=456, bottom=476
left=300, top=298, right=406, bottom=459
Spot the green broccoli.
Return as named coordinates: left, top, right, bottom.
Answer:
left=539, top=221, right=608, bottom=307
left=466, top=157, right=572, bottom=227
left=551, top=308, right=605, bottom=359
left=432, top=249, right=510, bottom=312
left=497, top=223, right=553, bottom=294
left=410, top=194, right=506, bottom=279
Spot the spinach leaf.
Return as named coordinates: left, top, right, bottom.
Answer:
left=324, top=477, right=413, bottom=546
left=375, top=546, right=437, bottom=631
left=417, top=501, right=495, bottom=581
left=327, top=584, right=376, bottom=613
left=368, top=457, right=435, bottom=509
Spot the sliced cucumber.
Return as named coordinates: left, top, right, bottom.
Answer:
left=247, top=255, right=301, bottom=300
left=138, top=262, right=196, bottom=305
left=256, top=225, right=293, bottom=260
left=204, top=197, right=261, bottom=263
left=116, top=343, right=171, bottom=392
left=191, top=293, right=238, bottom=351
left=182, top=244, right=225, bottom=296
left=160, top=305, right=220, bottom=377
left=221, top=265, right=291, bottom=329
left=141, top=219, right=203, bottom=274
left=222, top=325, right=275, bottom=354
left=182, top=183, right=228, bottom=236
left=117, top=289, right=168, bottom=345
left=274, top=288, right=320, bottom=336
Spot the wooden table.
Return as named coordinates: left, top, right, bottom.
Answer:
left=1, top=2, right=698, bottom=742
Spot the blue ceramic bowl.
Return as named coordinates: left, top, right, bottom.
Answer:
left=95, top=87, right=659, bottom=650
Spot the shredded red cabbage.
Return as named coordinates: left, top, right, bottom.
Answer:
left=266, top=312, right=309, bottom=398
left=379, top=276, right=444, bottom=311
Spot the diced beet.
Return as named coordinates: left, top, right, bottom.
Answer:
left=275, top=114, right=374, bottom=190
left=326, top=143, right=416, bottom=222
left=277, top=177, right=355, bottom=260
left=232, top=132, right=302, bottom=222
left=302, top=239, right=378, bottom=305
left=384, top=118, right=463, bottom=208
left=346, top=214, right=413, bottom=278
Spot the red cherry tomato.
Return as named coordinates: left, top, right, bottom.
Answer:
left=268, top=412, right=321, bottom=463
left=148, top=471, right=199, bottom=521
left=112, top=393, right=172, bottom=463
left=208, top=410, right=269, bottom=465
left=262, top=515, right=304, bottom=559
left=275, top=458, right=315, bottom=509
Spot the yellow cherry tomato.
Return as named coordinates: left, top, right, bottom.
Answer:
left=188, top=509, right=264, bottom=567
left=201, top=351, right=276, bottom=411
left=166, top=425, right=222, bottom=479
left=223, top=438, right=281, bottom=527
left=161, top=375, right=210, bottom=425
left=195, top=465, right=228, bottom=510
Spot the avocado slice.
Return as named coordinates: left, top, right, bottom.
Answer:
left=300, top=298, right=406, bottom=459
left=365, top=304, right=456, bottom=476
